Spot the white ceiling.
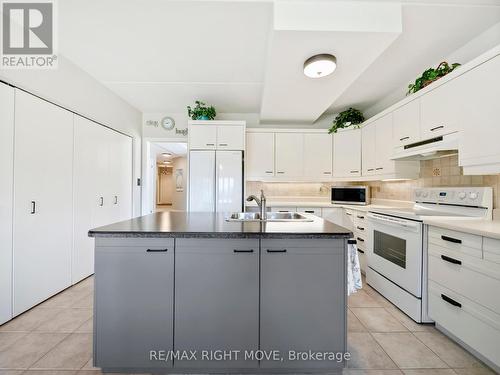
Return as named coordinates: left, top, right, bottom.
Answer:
left=58, top=0, right=500, bottom=124
left=153, top=142, right=188, bottom=163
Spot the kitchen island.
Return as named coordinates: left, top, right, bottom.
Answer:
left=89, top=211, right=351, bottom=373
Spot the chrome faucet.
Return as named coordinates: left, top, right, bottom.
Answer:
left=246, top=190, right=267, bottom=220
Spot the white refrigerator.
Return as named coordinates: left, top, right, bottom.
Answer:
left=188, top=150, right=243, bottom=213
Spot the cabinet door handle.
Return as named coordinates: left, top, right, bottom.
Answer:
left=441, top=294, right=461, bottom=308
left=30, top=201, right=36, bottom=214
left=367, top=168, right=374, bottom=171
left=441, top=255, right=462, bottom=265
left=350, top=170, right=359, bottom=173
left=99, top=197, right=104, bottom=206
left=266, top=249, right=287, bottom=253
left=399, top=136, right=410, bottom=141
left=114, top=195, right=118, bottom=205
left=357, top=215, right=365, bottom=219
left=345, top=212, right=352, bottom=216
left=277, top=171, right=285, bottom=174
left=430, top=125, right=445, bottom=132
left=219, top=143, right=228, bottom=146
left=265, top=171, right=273, bottom=174
left=356, top=237, right=365, bottom=242
left=146, top=248, right=168, bottom=252
left=376, top=167, right=383, bottom=170
left=233, top=249, right=254, bottom=253
left=357, top=226, right=365, bottom=231
left=357, top=249, right=365, bottom=254
left=206, top=143, right=215, bottom=146
left=304, top=210, right=314, bottom=213
left=323, top=171, right=331, bottom=174
left=441, top=235, right=462, bottom=244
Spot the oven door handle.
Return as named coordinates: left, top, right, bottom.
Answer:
left=367, top=212, right=420, bottom=229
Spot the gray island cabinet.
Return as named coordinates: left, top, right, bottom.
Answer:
left=89, top=212, right=351, bottom=374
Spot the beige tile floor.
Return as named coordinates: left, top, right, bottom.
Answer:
left=0, top=276, right=497, bottom=375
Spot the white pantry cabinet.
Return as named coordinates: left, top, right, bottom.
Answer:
left=0, top=83, right=14, bottom=324
left=303, top=133, right=332, bottom=179
left=189, top=121, right=245, bottom=150
left=275, top=133, right=304, bottom=178
left=393, top=99, right=420, bottom=148
left=246, top=132, right=275, bottom=179
left=13, top=89, right=74, bottom=315
left=333, top=128, right=361, bottom=178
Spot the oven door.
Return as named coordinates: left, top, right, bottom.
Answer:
left=367, top=213, right=423, bottom=297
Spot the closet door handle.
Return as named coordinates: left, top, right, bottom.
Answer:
left=441, top=235, right=462, bottom=244
left=146, top=248, right=168, bottom=252
left=441, top=255, right=462, bottom=265
left=30, top=201, right=36, bottom=214
left=266, top=249, right=287, bottom=253
left=233, top=249, right=254, bottom=253
left=114, top=195, right=118, bottom=205
left=441, top=294, right=461, bottom=308
left=430, top=125, right=445, bottom=132
left=99, top=197, right=104, bottom=207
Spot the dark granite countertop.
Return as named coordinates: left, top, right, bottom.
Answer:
left=88, top=212, right=352, bottom=239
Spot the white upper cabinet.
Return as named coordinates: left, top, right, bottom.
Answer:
left=275, top=133, right=304, bottom=178
left=246, top=132, right=275, bottom=179
left=393, top=99, right=420, bottom=148
left=459, top=54, right=500, bottom=173
left=362, top=123, right=376, bottom=176
left=420, top=76, right=463, bottom=139
left=189, top=124, right=217, bottom=149
left=189, top=121, right=245, bottom=150
left=375, top=114, right=395, bottom=174
left=217, top=125, right=245, bottom=150
left=303, top=133, right=332, bottom=179
left=333, top=128, right=361, bottom=178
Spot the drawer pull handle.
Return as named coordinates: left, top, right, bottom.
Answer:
left=350, top=170, right=359, bottom=174
left=357, top=215, right=365, bottom=219
left=234, top=249, right=254, bottom=253
left=441, top=235, right=462, bottom=244
left=367, top=168, right=374, bottom=172
left=146, top=248, right=168, bottom=252
left=206, top=143, right=215, bottom=146
left=430, top=125, right=445, bottom=132
left=265, top=171, right=273, bottom=174
left=267, top=249, right=287, bottom=253
left=345, top=212, right=352, bottom=216
left=323, top=171, right=331, bottom=174
left=399, top=136, right=410, bottom=141
left=356, top=237, right=365, bottom=242
left=277, top=171, right=285, bottom=174
left=219, top=143, right=228, bottom=146
left=357, top=226, right=365, bottom=231
left=357, top=249, right=365, bottom=254
left=441, top=255, right=462, bottom=265
left=376, top=167, right=383, bottom=170
left=279, top=210, right=290, bottom=213
left=304, top=210, right=314, bottom=213
left=441, top=294, right=462, bottom=308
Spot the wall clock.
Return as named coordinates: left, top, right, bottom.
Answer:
left=161, top=116, right=175, bottom=131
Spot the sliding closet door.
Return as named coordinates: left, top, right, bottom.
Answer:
left=13, top=90, right=74, bottom=315
left=0, top=83, right=15, bottom=324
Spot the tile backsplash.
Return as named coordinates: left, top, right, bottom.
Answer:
left=246, top=155, right=500, bottom=208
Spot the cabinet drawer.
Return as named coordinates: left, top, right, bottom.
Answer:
left=271, top=206, right=296, bottom=213
left=176, top=238, right=259, bottom=254
left=296, top=207, right=321, bottom=216
left=358, top=250, right=367, bottom=274
left=428, top=281, right=500, bottom=367
left=429, top=246, right=500, bottom=313
left=355, top=235, right=366, bottom=251
left=483, top=237, right=500, bottom=265
left=428, top=226, right=482, bottom=258
left=96, top=238, right=174, bottom=251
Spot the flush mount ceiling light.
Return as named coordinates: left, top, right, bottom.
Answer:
left=162, top=152, right=172, bottom=157
left=163, top=160, right=172, bottom=164
left=303, top=54, right=337, bottom=78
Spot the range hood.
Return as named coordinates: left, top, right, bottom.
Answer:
left=391, top=132, right=459, bottom=161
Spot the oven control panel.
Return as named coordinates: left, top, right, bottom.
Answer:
left=414, top=187, right=492, bottom=208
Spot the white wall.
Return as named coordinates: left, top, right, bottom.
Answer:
left=0, top=55, right=143, bottom=216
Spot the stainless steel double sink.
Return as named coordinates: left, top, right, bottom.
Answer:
left=226, top=212, right=313, bottom=222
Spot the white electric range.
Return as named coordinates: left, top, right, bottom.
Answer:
left=366, top=187, right=493, bottom=323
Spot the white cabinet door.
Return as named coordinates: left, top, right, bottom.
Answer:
left=375, top=114, right=395, bottom=174
left=361, top=123, right=376, bottom=176
left=333, top=129, right=361, bottom=177
left=393, top=99, right=420, bottom=147
left=275, top=133, right=304, bottom=178
left=217, top=125, right=244, bottom=150
left=246, top=133, right=275, bottom=179
left=459, top=55, right=500, bottom=169
left=303, top=133, right=332, bottom=178
left=420, top=77, right=463, bottom=139
left=0, top=83, right=14, bottom=324
left=13, top=90, right=73, bottom=315
left=189, top=124, right=217, bottom=150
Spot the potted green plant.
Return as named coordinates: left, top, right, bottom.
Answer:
left=187, top=101, right=216, bottom=120
left=328, top=107, right=365, bottom=134
left=407, top=61, right=460, bottom=95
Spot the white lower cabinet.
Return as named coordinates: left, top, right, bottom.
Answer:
left=428, top=226, right=500, bottom=368
left=13, top=89, right=74, bottom=315
left=321, top=208, right=344, bottom=226
left=0, top=83, right=15, bottom=324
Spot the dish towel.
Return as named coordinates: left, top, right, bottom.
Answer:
left=347, top=239, right=363, bottom=296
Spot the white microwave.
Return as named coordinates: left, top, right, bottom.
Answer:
left=331, top=186, right=370, bottom=205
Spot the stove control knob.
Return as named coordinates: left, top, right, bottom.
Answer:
left=458, top=192, right=467, bottom=200
left=469, top=192, right=479, bottom=200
